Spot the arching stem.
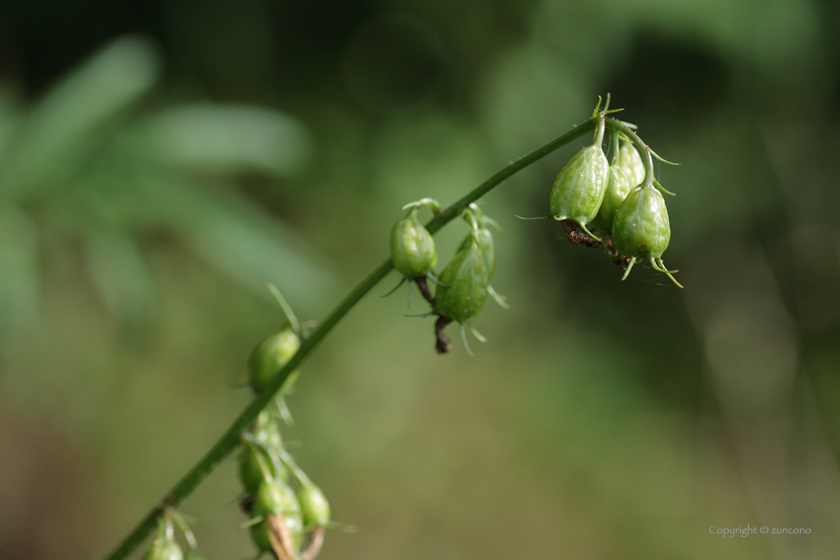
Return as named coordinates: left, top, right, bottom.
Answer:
left=101, top=112, right=597, bottom=560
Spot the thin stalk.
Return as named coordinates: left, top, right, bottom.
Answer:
left=603, top=118, right=654, bottom=187
left=101, top=118, right=596, bottom=560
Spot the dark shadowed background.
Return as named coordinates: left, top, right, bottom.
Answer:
left=1, top=0, right=840, bottom=558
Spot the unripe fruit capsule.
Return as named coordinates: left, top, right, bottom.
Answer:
left=143, top=540, right=183, bottom=560
left=390, top=208, right=437, bottom=278
left=458, top=226, right=495, bottom=279
left=248, top=324, right=300, bottom=394
left=434, top=235, right=489, bottom=324
left=612, top=184, right=682, bottom=287
left=617, top=138, right=646, bottom=187
left=238, top=444, right=290, bottom=494
left=298, top=482, right=331, bottom=527
left=549, top=132, right=609, bottom=240
left=589, top=164, right=631, bottom=237
left=250, top=479, right=304, bottom=553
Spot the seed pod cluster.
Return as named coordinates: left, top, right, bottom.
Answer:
left=238, top=408, right=334, bottom=560
left=433, top=205, right=507, bottom=354
left=388, top=200, right=507, bottom=355
left=537, top=96, right=682, bottom=287
left=236, top=289, right=336, bottom=559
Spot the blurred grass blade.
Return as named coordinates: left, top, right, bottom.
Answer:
left=147, top=105, right=312, bottom=177
left=2, top=36, right=160, bottom=199
left=150, top=180, right=335, bottom=307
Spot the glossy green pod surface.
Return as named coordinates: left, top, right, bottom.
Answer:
left=238, top=444, right=289, bottom=494
left=250, top=479, right=304, bottom=552
left=589, top=164, right=632, bottom=236
left=298, top=482, right=331, bottom=527
left=617, top=139, right=645, bottom=187
left=248, top=325, right=300, bottom=394
left=457, top=226, right=495, bottom=279
left=390, top=210, right=437, bottom=278
left=434, top=236, right=489, bottom=324
left=143, top=540, right=183, bottom=560
left=612, top=185, right=671, bottom=259
left=549, top=144, right=609, bottom=230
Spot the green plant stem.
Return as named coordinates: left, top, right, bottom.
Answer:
left=101, top=118, right=596, bottom=560
left=605, top=118, right=654, bottom=186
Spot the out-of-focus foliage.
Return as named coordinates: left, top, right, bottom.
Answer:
left=2, top=0, right=840, bottom=559
left=0, top=36, right=329, bottom=336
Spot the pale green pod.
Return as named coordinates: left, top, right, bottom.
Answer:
left=143, top=539, right=183, bottom=560
left=549, top=144, right=609, bottom=239
left=298, top=482, right=331, bottom=527
left=390, top=209, right=437, bottom=278
left=248, top=325, right=300, bottom=394
left=434, top=236, right=489, bottom=324
left=617, top=139, right=645, bottom=187
left=612, top=184, right=682, bottom=287
left=238, top=443, right=290, bottom=494
left=457, top=226, right=495, bottom=279
left=589, top=164, right=632, bottom=236
left=250, top=479, right=304, bottom=553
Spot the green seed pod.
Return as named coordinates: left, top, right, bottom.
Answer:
left=249, top=512, right=303, bottom=554
left=238, top=444, right=290, bottom=494
left=143, top=539, right=183, bottom=560
left=617, top=139, right=645, bottom=187
left=457, top=225, right=495, bottom=279
left=285, top=510, right=304, bottom=551
left=549, top=122, right=609, bottom=240
left=250, top=479, right=304, bottom=553
left=253, top=478, right=301, bottom=517
left=251, top=411, right=284, bottom=450
left=434, top=235, right=489, bottom=324
left=298, top=482, right=331, bottom=527
left=390, top=208, right=437, bottom=278
left=248, top=325, right=300, bottom=394
left=612, top=184, right=682, bottom=287
left=589, top=164, right=632, bottom=236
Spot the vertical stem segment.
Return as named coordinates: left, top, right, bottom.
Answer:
left=101, top=118, right=596, bottom=560
left=604, top=118, right=654, bottom=187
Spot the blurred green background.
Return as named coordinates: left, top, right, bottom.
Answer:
left=1, top=0, right=839, bottom=558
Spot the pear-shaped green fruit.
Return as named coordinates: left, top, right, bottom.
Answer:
left=612, top=185, right=682, bottom=287
left=238, top=444, right=290, bottom=494
left=549, top=144, right=609, bottom=239
left=589, top=164, right=632, bottom=236
left=390, top=209, right=437, bottom=278
left=250, top=479, right=304, bottom=553
left=248, top=325, right=300, bottom=394
left=616, top=139, right=645, bottom=187
left=434, top=236, right=489, bottom=324
left=457, top=226, right=495, bottom=279
left=143, top=539, right=183, bottom=560
left=298, top=482, right=331, bottom=527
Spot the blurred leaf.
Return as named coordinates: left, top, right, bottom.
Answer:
left=168, top=184, right=335, bottom=308
left=146, top=105, right=311, bottom=177
left=0, top=208, right=40, bottom=331
left=1, top=36, right=160, bottom=198
left=84, top=231, right=156, bottom=336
